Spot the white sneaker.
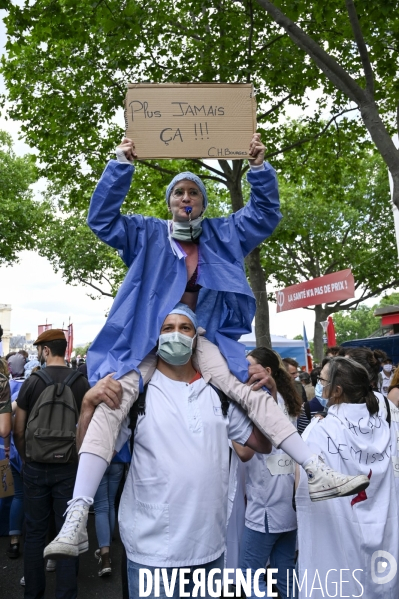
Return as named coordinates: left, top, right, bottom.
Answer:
left=46, top=559, right=57, bottom=572
left=44, top=497, right=93, bottom=559
left=20, top=576, right=25, bottom=586
left=304, top=455, right=370, bottom=502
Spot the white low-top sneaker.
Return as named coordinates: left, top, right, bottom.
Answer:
left=304, top=455, right=370, bottom=502
left=44, top=497, right=93, bottom=559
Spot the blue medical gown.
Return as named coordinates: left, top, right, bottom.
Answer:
left=87, top=160, right=281, bottom=385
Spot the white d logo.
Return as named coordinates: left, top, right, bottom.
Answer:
left=371, top=550, right=397, bottom=585
left=277, top=291, right=285, bottom=309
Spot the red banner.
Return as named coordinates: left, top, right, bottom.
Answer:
left=276, top=269, right=355, bottom=313
left=38, top=324, right=52, bottom=336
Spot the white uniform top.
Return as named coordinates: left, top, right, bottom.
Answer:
left=119, top=369, right=253, bottom=567
left=379, top=371, right=393, bottom=396
left=296, top=403, right=399, bottom=598
left=244, top=393, right=297, bottom=534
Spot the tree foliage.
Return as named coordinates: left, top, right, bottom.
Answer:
left=261, top=121, right=399, bottom=359
left=255, top=0, right=399, bottom=206
left=0, top=130, right=48, bottom=265
left=333, top=306, right=379, bottom=345
left=333, top=292, right=399, bottom=344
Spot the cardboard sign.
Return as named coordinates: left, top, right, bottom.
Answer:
left=0, top=459, right=14, bottom=498
left=124, top=83, right=257, bottom=159
left=276, top=269, right=355, bottom=313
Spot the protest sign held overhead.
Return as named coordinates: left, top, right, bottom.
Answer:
left=276, top=269, right=355, bottom=313
left=124, top=83, right=257, bottom=159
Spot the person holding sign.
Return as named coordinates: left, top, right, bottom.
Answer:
left=45, top=134, right=370, bottom=560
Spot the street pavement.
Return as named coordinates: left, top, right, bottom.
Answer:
left=0, top=511, right=124, bottom=598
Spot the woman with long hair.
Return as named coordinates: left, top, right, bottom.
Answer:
left=234, top=347, right=302, bottom=598
left=296, top=357, right=398, bottom=598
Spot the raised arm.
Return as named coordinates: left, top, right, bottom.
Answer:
left=87, top=139, right=140, bottom=263
left=231, top=133, right=282, bottom=256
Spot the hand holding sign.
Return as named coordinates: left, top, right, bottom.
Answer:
left=117, top=138, right=137, bottom=162
left=248, top=133, right=266, bottom=166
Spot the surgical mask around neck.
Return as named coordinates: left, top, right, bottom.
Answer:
left=315, top=381, right=327, bottom=407
left=170, top=217, right=203, bottom=242
left=383, top=364, right=393, bottom=373
left=157, top=331, right=196, bottom=366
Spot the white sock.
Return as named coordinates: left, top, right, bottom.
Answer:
left=73, top=453, right=108, bottom=501
left=279, top=432, right=315, bottom=467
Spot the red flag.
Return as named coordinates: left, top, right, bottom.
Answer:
left=327, top=316, right=337, bottom=347
left=38, top=324, right=52, bottom=336
left=66, top=324, right=73, bottom=362
left=303, top=323, right=313, bottom=373
left=351, top=470, right=372, bottom=507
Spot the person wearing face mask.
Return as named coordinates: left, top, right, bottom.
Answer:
left=295, top=357, right=399, bottom=598
left=103, top=309, right=274, bottom=598
left=378, top=359, right=394, bottom=396
left=233, top=347, right=302, bottom=599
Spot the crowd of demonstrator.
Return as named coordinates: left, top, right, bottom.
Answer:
left=1, top=339, right=399, bottom=598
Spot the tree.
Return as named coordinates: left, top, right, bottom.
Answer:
left=261, top=122, right=399, bottom=360
left=255, top=0, right=399, bottom=207
left=379, top=292, right=399, bottom=307
left=0, top=0, right=359, bottom=347
left=333, top=306, right=378, bottom=345
left=332, top=292, right=399, bottom=344
left=0, top=130, right=47, bottom=265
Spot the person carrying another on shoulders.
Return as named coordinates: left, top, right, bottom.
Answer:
left=44, top=135, right=370, bottom=559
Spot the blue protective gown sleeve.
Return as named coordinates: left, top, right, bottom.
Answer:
left=233, top=164, right=281, bottom=256
left=86, top=160, right=281, bottom=385
left=87, top=161, right=137, bottom=266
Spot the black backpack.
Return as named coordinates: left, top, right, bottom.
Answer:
left=25, top=369, right=82, bottom=463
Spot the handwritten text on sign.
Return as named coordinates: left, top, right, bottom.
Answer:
left=276, top=269, right=355, bottom=313
left=124, top=83, right=257, bottom=159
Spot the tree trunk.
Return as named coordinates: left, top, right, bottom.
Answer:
left=224, top=159, right=271, bottom=348
left=245, top=248, right=272, bottom=348
left=313, top=304, right=327, bottom=363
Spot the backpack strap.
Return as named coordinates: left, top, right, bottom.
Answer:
left=32, top=369, right=55, bottom=387
left=129, top=383, right=149, bottom=454
left=209, top=384, right=230, bottom=416
left=304, top=400, right=311, bottom=422
left=63, top=370, right=83, bottom=388
left=384, top=396, right=391, bottom=428
left=55, top=370, right=83, bottom=398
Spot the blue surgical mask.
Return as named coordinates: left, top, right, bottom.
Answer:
left=315, top=381, right=327, bottom=407
left=157, top=332, right=195, bottom=366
